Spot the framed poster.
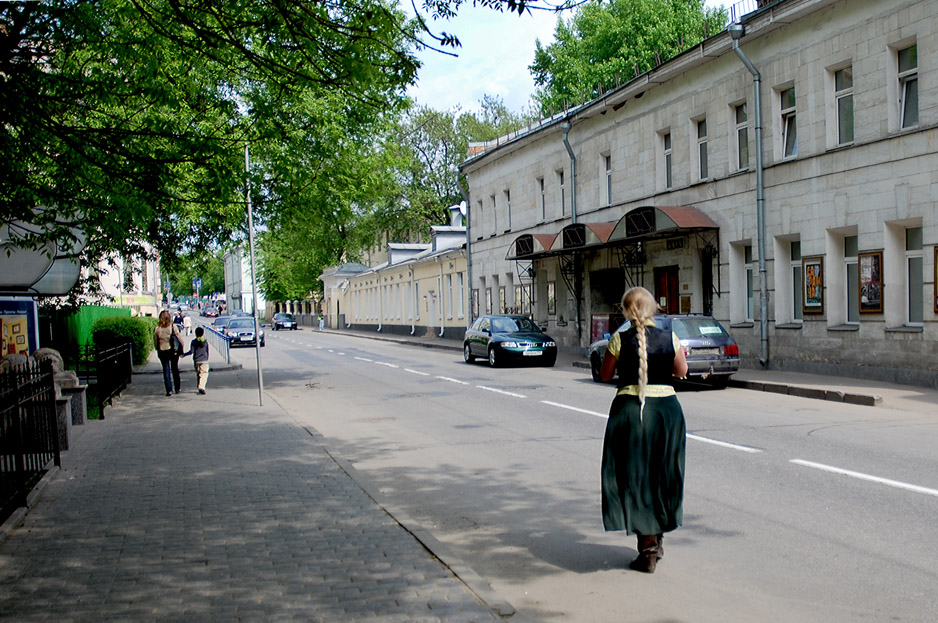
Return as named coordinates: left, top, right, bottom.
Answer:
left=803, top=256, right=824, bottom=314
left=859, top=251, right=883, bottom=313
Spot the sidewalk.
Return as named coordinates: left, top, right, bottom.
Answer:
left=0, top=364, right=508, bottom=622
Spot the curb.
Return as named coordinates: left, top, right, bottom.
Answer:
left=133, top=363, right=243, bottom=375
left=728, top=379, right=882, bottom=406
left=299, top=425, right=517, bottom=620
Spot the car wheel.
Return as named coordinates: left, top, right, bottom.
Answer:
left=543, top=353, right=557, bottom=367
left=709, top=375, right=730, bottom=389
left=463, top=343, right=475, bottom=363
left=590, top=354, right=603, bottom=382
left=488, top=347, right=499, bottom=368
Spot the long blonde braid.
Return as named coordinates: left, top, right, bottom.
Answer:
left=622, top=287, right=658, bottom=423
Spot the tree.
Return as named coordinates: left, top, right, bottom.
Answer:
left=529, top=0, right=726, bottom=114
left=162, top=249, right=225, bottom=299
left=1, top=0, right=420, bottom=273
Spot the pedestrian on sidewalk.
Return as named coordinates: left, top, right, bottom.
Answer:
left=318, top=313, right=324, bottom=331
left=598, top=286, right=688, bottom=573
left=154, top=310, right=184, bottom=396
left=183, top=326, right=210, bottom=395
left=182, top=313, right=192, bottom=336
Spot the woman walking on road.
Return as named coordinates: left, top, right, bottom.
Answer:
left=599, top=286, right=688, bottom=573
left=154, top=310, right=183, bottom=396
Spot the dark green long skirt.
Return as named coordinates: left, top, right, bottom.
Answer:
left=601, top=393, right=686, bottom=535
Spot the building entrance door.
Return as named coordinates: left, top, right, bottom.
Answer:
left=654, top=265, right=680, bottom=314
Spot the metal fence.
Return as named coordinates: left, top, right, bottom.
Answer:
left=204, top=326, right=231, bottom=364
left=0, top=359, right=61, bottom=526
left=68, top=342, right=133, bottom=419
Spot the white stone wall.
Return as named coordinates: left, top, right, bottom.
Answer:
left=462, top=0, right=938, bottom=384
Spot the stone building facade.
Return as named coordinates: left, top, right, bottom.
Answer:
left=460, top=0, right=938, bottom=386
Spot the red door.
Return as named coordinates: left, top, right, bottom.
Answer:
left=654, top=266, right=680, bottom=314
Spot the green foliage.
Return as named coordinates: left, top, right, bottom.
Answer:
left=530, top=0, right=727, bottom=114
left=162, top=249, right=226, bottom=299
left=91, top=316, right=154, bottom=367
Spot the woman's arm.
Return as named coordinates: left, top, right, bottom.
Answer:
left=673, top=342, right=688, bottom=379
left=599, top=350, right=618, bottom=382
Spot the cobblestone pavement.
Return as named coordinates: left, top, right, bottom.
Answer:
left=0, top=369, right=505, bottom=622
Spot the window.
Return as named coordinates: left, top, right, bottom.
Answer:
left=906, top=227, right=923, bottom=325
left=485, top=288, right=492, bottom=315
left=490, top=195, right=497, bottom=236
left=735, top=103, right=749, bottom=170
left=898, top=45, right=918, bottom=129
left=471, top=288, right=479, bottom=318
left=446, top=274, right=453, bottom=319
left=503, top=189, right=511, bottom=232
left=791, top=241, right=803, bottom=322
left=745, top=245, right=755, bottom=321
left=663, top=132, right=673, bottom=189
left=498, top=286, right=506, bottom=314
left=475, top=201, right=483, bottom=240
left=604, top=154, right=613, bottom=205
left=538, top=177, right=546, bottom=222
left=557, top=170, right=566, bottom=217
left=414, top=282, right=420, bottom=319
left=457, top=273, right=465, bottom=318
left=835, top=67, right=854, bottom=144
left=514, top=285, right=523, bottom=314
left=844, top=235, right=858, bottom=323
left=696, top=118, right=708, bottom=180
left=780, top=86, right=797, bottom=157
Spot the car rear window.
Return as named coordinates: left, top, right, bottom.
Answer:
left=671, top=318, right=728, bottom=339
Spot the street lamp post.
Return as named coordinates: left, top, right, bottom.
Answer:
left=245, top=144, right=264, bottom=406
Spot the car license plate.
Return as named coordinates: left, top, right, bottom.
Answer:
left=693, top=348, right=719, bottom=356
left=523, top=350, right=542, bottom=356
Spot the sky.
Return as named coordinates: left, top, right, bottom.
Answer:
left=405, top=1, right=730, bottom=115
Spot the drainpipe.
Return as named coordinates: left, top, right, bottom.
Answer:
left=561, top=121, right=582, bottom=341
left=730, top=22, right=769, bottom=367
left=560, top=122, right=577, bottom=224
left=438, top=257, right=446, bottom=338
left=457, top=175, right=473, bottom=323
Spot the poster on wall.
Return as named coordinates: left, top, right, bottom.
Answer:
left=0, top=297, right=39, bottom=357
left=859, top=251, right=883, bottom=313
left=802, top=257, right=824, bottom=314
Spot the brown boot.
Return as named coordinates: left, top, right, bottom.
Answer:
left=628, top=535, right=659, bottom=573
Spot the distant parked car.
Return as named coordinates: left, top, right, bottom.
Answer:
left=463, top=314, right=557, bottom=368
left=588, top=314, right=739, bottom=387
left=225, top=317, right=265, bottom=347
left=273, top=312, right=298, bottom=331
left=212, top=315, right=232, bottom=331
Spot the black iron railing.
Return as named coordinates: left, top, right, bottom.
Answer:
left=66, top=342, right=133, bottom=419
left=0, top=359, right=61, bottom=526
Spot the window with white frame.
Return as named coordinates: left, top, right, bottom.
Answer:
left=558, top=170, right=566, bottom=217
left=414, top=282, right=420, bottom=319
left=735, top=103, right=749, bottom=170
left=446, top=274, right=453, bottom=319
left=538, top=177, right=546, bottom=222
left=791, top=241, right=803, bottom=323
left=898, top=44, right=918, bottom=129
left=906, top=227, right=923, bottom=325
left=503, top=189, right=511, bottom=232
left=780, top=86, right=797, bottom=158
left=745, top=245, right=755, bottom=321
left=604, top=154, right=613, bottom=205
left=475, top=201, right=483, bottom=240
left=696, top=118, right=708, bottom=180
left=457, top=273, right=465, bottom=318
left=835, top=66, right=854, bottom=144
left=844, top=235, right=859, bottom=324
left=490, top=195, right=498, bottom=236
left=662, top=131, right=673, bottom=189
left=485, top=288, right=492, bottom=314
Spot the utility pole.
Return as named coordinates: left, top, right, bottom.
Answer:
left=245, top=143, right=264, bottom=405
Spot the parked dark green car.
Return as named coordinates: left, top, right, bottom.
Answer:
left=463, top=315, right=557, bottom=368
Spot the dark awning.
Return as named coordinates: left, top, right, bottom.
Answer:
left=609, top=205, right=718, bottom=243
left=505, top=233, right=559, bottom=260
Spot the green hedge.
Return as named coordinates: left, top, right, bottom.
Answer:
left=91, top=316, right=153, bottom=367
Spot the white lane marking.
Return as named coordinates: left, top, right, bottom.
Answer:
left=791, top=459, right=938, bottom=498
left=437, top=376, right=469, bottom=385
left=405, top=369, right=430, bottom=376
left=354, top=357, right=373, bottom=362
left=477, top=385, right=526, bottom=398
left=541, top=400, right=607, bottom=418
left=688, top=434, right=762, bottom=454
left=376, top=362, right=399, bottom=368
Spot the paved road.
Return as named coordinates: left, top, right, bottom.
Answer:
left=0, top=364, right=506, bottom=622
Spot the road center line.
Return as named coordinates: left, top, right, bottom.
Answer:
left=791, top=459, right=938, bottom=497
left=477, top=385, right=526, bottom=398
left=354, top=357, right=373, bottom=362
left=541, top=400, right=607, bottom=418
left=375, top=362, right=399, bottom=368
left=436, top=376, right=469, bottom=385
left=405, top=369, right=430, bottom=376
left=687, top=434, right=762, bottom=453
